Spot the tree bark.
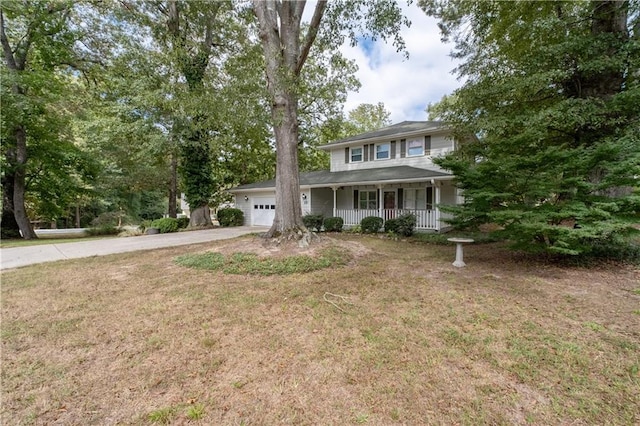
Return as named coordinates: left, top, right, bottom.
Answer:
left=12, top=125, right=37, bottom=239
left=252, top=0, right=327, bottom=243
left=189, top=205, right=211, bottom=228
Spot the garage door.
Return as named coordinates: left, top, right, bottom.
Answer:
left=252, top=197, right=275, bottom=226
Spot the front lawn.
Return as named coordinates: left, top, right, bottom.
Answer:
left=1, top=234, right=638, bottom=425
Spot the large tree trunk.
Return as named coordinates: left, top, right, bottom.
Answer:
left=253, top=0, right=327, bottom=244
left=10, top=125, right=37, bottom=239
left=265, top=90, right=306, bottom=239
left=189, top=205, right=211, bottom=227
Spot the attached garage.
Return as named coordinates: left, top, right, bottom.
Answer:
left=251, top=197, right=275, bottom=226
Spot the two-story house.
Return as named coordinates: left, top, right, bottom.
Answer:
left=229, top=121, right=462, bottom=231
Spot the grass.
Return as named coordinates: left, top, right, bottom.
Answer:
left=175, top=246, right=351, bottom=275
left=1, top=234, right=639, bottom=425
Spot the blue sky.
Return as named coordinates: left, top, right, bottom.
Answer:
left=339, top=2, right=462, bottom=123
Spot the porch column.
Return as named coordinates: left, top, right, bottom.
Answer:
left=434, top=181, right=441, bottom=231
left=377, top=184, right=384, bottom=221
left=331, top=186, right=337, bottom=217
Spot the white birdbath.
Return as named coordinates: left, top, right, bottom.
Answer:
left=447, top=238, right=474, bottom=267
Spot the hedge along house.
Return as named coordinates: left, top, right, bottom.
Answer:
left=228, top=121, right=463, bottom=231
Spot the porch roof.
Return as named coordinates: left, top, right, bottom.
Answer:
left=229, top=166, right=452, bottom=192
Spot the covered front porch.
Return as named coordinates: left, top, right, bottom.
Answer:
left=335, top=208, right=441, bottom=230
left=303, top=178, right=457, bottom=231
left=231, top=166, right=458, bottom=231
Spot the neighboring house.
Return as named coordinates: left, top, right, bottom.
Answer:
left=229, top=121, right=463, bottom=231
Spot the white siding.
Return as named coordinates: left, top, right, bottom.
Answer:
left=330, top=133, right=455, bottom=172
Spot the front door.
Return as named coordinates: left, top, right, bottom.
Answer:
left=384, top=191, right=396, bottom=209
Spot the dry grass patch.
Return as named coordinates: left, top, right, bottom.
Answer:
left=1, top=234, right=639, bottom=425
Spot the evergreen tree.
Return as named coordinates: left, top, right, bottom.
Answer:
left=422, top=0, right=640, bottom=255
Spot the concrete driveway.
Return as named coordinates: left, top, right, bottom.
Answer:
left=0, top=226, right=269, bottom=270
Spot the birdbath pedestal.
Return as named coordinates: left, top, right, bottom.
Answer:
left=447, top=238, right=474, bottom=267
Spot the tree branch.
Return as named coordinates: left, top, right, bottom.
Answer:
left=0, top=10, right=17, bottom=70
left=295, top=0, right=326, bottom=76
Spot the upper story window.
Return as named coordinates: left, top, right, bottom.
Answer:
left=400, top=135, right=432, bottom=158
left=376, top=142, right=390, bottom=160
left=407, top=138, right=424, bottom=156
left=350, top=147, right=363, bottom=162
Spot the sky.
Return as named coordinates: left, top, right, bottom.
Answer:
left=338, top=2, right=462, bottom=123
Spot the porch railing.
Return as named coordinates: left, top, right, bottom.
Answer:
left=335, top=209, right=440, bottom=230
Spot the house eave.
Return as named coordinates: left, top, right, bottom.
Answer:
left=228, top=174, right=454, bottom=193
left=319, top=127, right=451, bottom=151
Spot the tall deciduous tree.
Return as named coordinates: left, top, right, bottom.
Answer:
left=1, top=1, right=100, bottom=238
left=252, top=0, right=408, bottom=242
left=346, top=102, right=392, bottom=134
left=422, top=0, right=640, bottom=255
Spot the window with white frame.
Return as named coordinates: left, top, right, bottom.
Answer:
left=359, top=190, right=378, bottom=210
left=403, top=188, right=427, bottom=209
left=350, top=146, right=363, bottom=162
left=407, top=138, right=424, bottom=156
left=375, top=143, right=390, bottom=160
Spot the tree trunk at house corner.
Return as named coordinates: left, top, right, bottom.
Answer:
left=189, top=205, right=211, bottom=228
left=263, top=92, right=308, bottom=243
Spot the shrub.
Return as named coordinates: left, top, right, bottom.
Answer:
left=302, top=214, right=324, bottom=232
left=176, top=217, right=190, bottom=229
left=361, top=216, right=383, bottom=234
left=395, top=213, right=417, bottom=237
left=217, top=208, right=244, bottom=227
left=323, top=216, right=344, bottom=232
left=150, top=217, right=179, bottom=233
left=385, top=218, right=399, bottom=233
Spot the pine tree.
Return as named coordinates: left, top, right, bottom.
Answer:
left=422, top=0, right=640, bottom=255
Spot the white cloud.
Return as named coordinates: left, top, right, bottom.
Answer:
left=340, top=3, right=462, bottom=123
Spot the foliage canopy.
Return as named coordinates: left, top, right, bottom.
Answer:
left=422, top=0, right=640, bottom=255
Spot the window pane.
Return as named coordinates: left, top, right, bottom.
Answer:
left=416, top=189, right=426, bottom=209
left=351, top=147, right=362, bottom=162
left=376, top=143, right=390, bottom=159
left=408, top=139, right=424, bottom=156
left=368, top=191, right=377, bottom=209
left=405, top=189, right=416, bottom=209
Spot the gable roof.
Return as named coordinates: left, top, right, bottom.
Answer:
left=229, top=166, right=452, bottom=192
left=319, top=121, right=448, bottom=150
